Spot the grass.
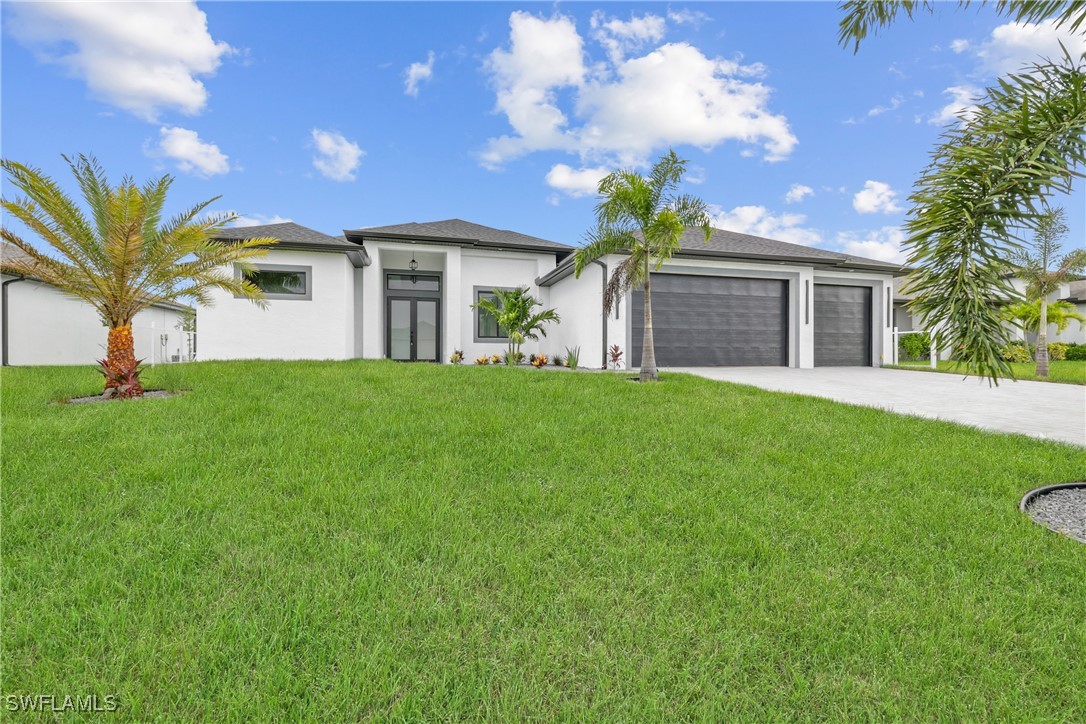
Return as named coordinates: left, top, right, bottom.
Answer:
left=889, top=359, right=1086, bottom=385
left=2, top=360, right=1085, bottom=719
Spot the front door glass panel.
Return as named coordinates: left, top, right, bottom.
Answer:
left=416, top=300, right=438, bottom=361
left=389, top=299, right=412, bottom=360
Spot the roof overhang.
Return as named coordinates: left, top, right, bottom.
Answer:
left=536, top=249, right=908, bottom=286
left=345, top=230, right=573, bottom=258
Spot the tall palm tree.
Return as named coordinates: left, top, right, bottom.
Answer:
left=472, top=287, right=560, bottom=364
left=0, top=155, right=275, bottom=397
left=1010, top=207, right=1086, bottom=375
left=573, top=150, right=711, bottom=382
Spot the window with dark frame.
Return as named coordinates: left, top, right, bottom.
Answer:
left=245, top=268, right=307, bottom=295
left=476, top=290, right=505, bottom=339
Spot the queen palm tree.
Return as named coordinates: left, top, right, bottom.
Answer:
left=472, top=287, right=560, bottom=364
left=573, top=150, right=711, bottom=382
left=0, top=155, right=275, bottom=397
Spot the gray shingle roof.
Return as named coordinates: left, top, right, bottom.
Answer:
left=347, top=218, right=573, bottom=252
left=538, top=226, right=906, bottom=286
left=214, top=222, right=358, bottom=248
left=676, top=227, right=903, bottom=270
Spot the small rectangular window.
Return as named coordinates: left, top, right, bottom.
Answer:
left=387, top=274, right=439, bottom=291
left=235, top=263, right=312, bottom=300
left=476, top=291, right=505, bottom=339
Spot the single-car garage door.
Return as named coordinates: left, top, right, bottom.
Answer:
left=814, top=284, right=871, bottom=366
left=631, top=274, right=789, bottom=367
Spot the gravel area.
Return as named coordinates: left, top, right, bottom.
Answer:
left=65, top=389, right=181, bottom=405
left=1027, top=487, right=1086, bottom=543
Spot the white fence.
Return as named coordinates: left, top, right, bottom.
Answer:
left=132, top=324, right=196, bottom=366
left=891, top=327, right=936, bottom=368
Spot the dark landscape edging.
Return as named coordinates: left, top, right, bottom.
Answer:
left=1020, top=482, right=1086, bottom=512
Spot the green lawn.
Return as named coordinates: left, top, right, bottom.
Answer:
left=3, top=361, right=1084, bottom=719
left=890, top=359, right=1086, bottom=384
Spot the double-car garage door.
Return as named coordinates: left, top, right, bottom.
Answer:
left=630, top=275, right=872, bottom=367
left=631, top=275, right=789, bottom=367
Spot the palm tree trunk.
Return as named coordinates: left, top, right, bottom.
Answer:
left=1036, top=298, right=1049, bottom=377
left=104, top=323, right=144, bottom=398
left=640, top=267, right=659, bottom=382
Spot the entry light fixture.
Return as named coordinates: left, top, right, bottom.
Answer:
left=409, top=253, right=418, bottom=284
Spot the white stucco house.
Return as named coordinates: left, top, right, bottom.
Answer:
left=200, top=219, right=906, bottom=369
left=1, top=242, right=193, bottom=367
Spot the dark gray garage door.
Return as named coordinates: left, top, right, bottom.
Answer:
left=631, top=275, right=789, bottom=367
left=814, top=284, right=872, bottom=366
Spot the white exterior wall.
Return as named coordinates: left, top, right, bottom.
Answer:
left=1, top=275, right=187, bottom=366
left=198, top=249, right=356, bottom=361
left=547, top=262, right=607, bottom=370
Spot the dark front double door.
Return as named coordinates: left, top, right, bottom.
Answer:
left=387, top=297, right=440, bottom=362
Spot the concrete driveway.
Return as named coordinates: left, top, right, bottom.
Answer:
left=667, top=366, right=1086, bottom=447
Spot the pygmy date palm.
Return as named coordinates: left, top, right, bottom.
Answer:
left=472, top=287, right=560, bottom=364
left=0, top=155, right=275, bottom=397
left=573, top=150, right=711, bottom=382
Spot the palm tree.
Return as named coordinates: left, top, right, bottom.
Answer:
left=573, top=150, right=711, bottom=382
left=472, top=287, right=560, bottom=364
left=838, top=1, right=1086, bottom=381
left=1009, top=208, right=1086, bottom=375
left=0, top=155, right=275, bottom=398
left=1002, top=299, right=1086, bottom=362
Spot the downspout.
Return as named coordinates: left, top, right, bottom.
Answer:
left=590, top=260, right=608, bottom=370
left=2, top=275, right=27, bottom=366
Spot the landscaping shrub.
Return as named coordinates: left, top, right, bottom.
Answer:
left=1047, top=342, right=1068, bottom=361
left=1066, top=343, right=1086, bottom=361
left=530, top=354, right=548, bottom=368
left=999, top=343, right=1032, bottom=363
left=898, top=332, right=931, bottom=360
left=449, top=350, right=464, bottom=364
left=474, top=356, right=490, bottom=365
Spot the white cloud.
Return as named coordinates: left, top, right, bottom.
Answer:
left=852, top=180, right=902, bottom=214
left=667, top=8, right=711, bottom=27
left=152, top=127, right=230, bottom=177
left=229, top=212, right=292, bottom=228
left=590, top=11, right=667, bottom=64
left=929, top=85, right=981, bottom=125
left=708, top=204, right=822, bottom=246
left=481, top=12, right=795, bottom=170
left=977, top=19, right=1086, bottom=74
left=404, top=51, right=435, bottom=97
left=545, top=163, right=610, bottom=197
left=784, top=184, right=814, bottom=204
left=6, top=1, right=232, bottom=120
left=867, top=93, right=904, bottom=117
left=836, top=226, right=908, bottom=264
left=481, top=12, right=587, bottom=168
left=950, top=38, right=970, bottom=53
left=310, top=129, right=364, bottom=182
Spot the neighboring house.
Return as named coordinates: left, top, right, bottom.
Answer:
left=200, top=219, right=904, bottom=369
left=1, top=242, right=193, bottom=366
left=894, top=274, right=1086, bottom=351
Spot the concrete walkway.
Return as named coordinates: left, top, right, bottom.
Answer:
left=668, top=366, right=1086, bottom=447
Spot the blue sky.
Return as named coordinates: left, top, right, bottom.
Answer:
left=3, top=2, right=1083, bottom=263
